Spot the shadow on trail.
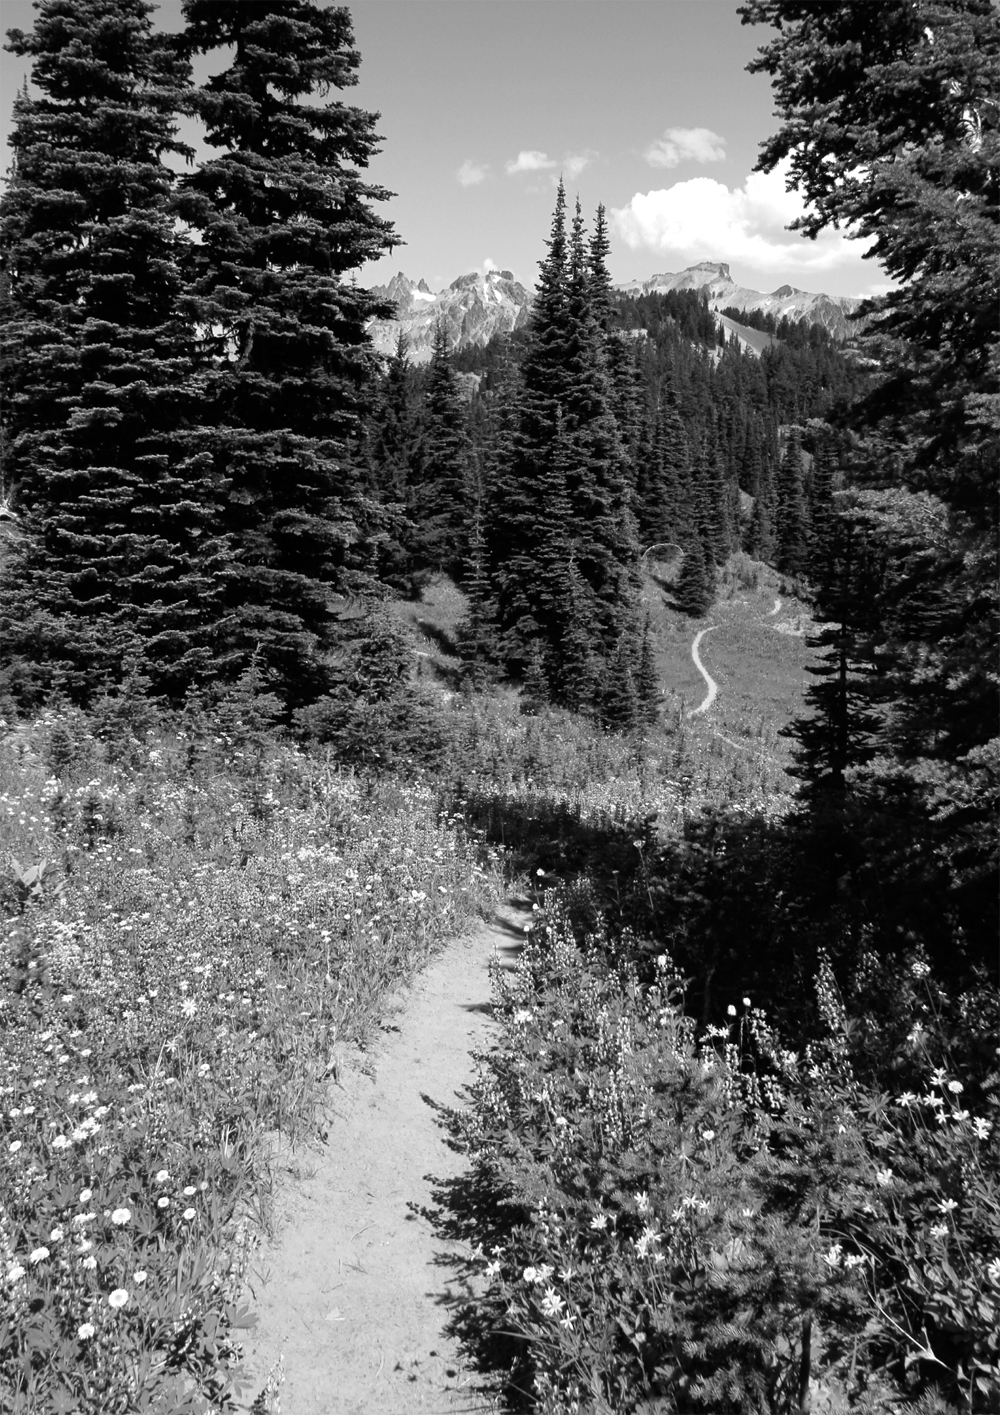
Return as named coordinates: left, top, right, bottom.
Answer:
left=454, top=782, right=996, bottom=1046
left=413, top=1094, right=535, bottom=1412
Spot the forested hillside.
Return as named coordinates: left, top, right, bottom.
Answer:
left=0, top=1, right=997, bottom=1412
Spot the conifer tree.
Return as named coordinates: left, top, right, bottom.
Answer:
left=0, top=0, right=231, bottom=702
left=549, top=571, right=596, bottom=715
left=407, top=321, right=472, bottom=578
left=775, top=429, right=809, bottom=576
left=808, top=435, right=836, bottom=578
left=564, top=198, right=640, bottom=652
left=746, top=452, right=777, bottom=562
left=365, top=331, right=413, bottom=589
left=787, top=496, right=885, bottom=794
left=601, top=634, right=640, bottom=733
left=637, top=393, right=689, bottom=550
left=455, top=505, right=499, bottom=690
left=636, top=614, right=661, bottom=724
left=489, top=183, right=571, bottom=672
left=675, top=536, right=714, bottom=618
left=369, top=331, right=413, bottom=502
left=175, top=0, right=395, bottom=705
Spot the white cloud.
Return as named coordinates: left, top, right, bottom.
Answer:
left=457, top=159, right=488, bottom=187
left=644, top=126, right=726, bottom=169
left=481, top=257, right=498, bottom=274
left=610, top=161, right=875, bottom=279
left=506, top=149, right=557, bottom=175
left=564, top=149, right=597, bottom=180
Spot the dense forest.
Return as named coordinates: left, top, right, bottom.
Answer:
left=0, top=1, right=997, bottom=1412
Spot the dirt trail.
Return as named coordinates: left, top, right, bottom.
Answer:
left=687, top=625, right=719, bottom=716
left=240, top=905, right=528, bottom=1414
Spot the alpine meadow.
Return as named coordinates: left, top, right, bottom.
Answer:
left=0, top=2, right=997, bottom=1413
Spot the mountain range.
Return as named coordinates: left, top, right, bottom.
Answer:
left=366, top=260, right=865, bottom=361
left=613, top=262, right=865, bottom=340
left=367, top=269, right=532, bottom=361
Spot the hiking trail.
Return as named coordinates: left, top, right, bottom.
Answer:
left=687, top=625, right=718, bottom=717
left=239, top=905, right=529, bottom=1414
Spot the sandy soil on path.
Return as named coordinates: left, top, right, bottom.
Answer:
left=239, top=904, right=528, bottom=1415
left=687, top=625, right=719, bottom=716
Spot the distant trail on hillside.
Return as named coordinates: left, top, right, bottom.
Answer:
left=687, top=626, right=718, bottom=716
left=770, top=596, right=782, bottom=617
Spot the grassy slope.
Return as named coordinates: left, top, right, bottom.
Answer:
left=390, top=558, right=820, bottom=811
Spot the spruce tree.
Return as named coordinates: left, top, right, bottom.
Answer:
left=808, top=435, right=836, bottom=579
left=601, top=634, right=640, bottom=733
left=369, top=330, right=413, bottom=502
left=636, top=614, right=661, bottom=724
left=775, top=429, right=809, bottom=576
left=563, top=198, right=640, bottom=654
left=407, top=321, right=472, bottom=579
left=675, top=536, right=714, bottom=618
left=0, top=0, right=231, bottom=703
left=175, top=0, right=396, bottom=705
left=489, top=183, right=572, bottom=673
left=637, top=393, right=689, bottom=550
left=787, top=496, right=885, bottom=795
left=455, top=505, right=499, bottom=691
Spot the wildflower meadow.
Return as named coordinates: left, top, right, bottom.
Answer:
left=2, top=676, right=997, bottom=1414
left=0, top=701, right=500, bottom=1413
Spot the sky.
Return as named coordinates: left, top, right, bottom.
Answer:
left=1, top=0, right=890, bottom=300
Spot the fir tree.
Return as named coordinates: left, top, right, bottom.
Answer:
left=407, top=321, right=473, bottom=578
left=636, top=614, right=661, bottom=725
left=601, top=634, right=640, bottom=733
left=808, top=435, right=836, bottom=579
left=563, top=198, right=640, bottom=654
left=675, top=537, right=714, bottom=618
left=787, top=495, right=885, bottom=795
left=637, top=392, right=689, bottom=550
left=489, top=183, right=571, bottom=673
left=370, top=330, right=413, bottom=502
left=175, top=0, right=396, bottom=705
left=0, top=0, right=231, bottom=703
left=775, top=429, right=809, bottom=576
left=455, top=505, right=499, bottom=691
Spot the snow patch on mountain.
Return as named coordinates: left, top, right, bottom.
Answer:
left=614, top=262, right=865, bottom=340
left=364, top=261, right=867, bottom=361
left=366, top=268, right=532, bottom=362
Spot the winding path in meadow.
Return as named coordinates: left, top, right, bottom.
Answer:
left=239, top=907, right=528, bottom=1414
left=687, top=625, right=719, bottom=717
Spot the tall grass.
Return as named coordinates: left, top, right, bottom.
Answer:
left=0, top=706, right=502, bottom=1413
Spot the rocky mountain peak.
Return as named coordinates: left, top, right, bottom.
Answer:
left=367, top=267, right=533, bottom=363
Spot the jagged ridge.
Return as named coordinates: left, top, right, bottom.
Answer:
left=366, top=260, right=866, bottom=359
left=367, top=269, right=532, bottom=362
left=613, top=261, right=865, bottom=340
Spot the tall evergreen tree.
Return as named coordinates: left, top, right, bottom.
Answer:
left=0, top=0, right=230, bottom=703
left=787, top=494, right=886, bottom=795
left=406, top=321, right=472, bottom=578
left=744, top=0, right=999, bottom=981
left=807, top=434, right=836, bottom=578
left=746, top=449, right=777, bottom=562
left=489, top=182, right=571, bottom=673
left=455, top=504, right=499, bottom=690
left=675, top=536, right=714, bottom=618
left=564, top=197, right=640, bottom=653
left=369, top=330, right=413, bottom=502
left=774, top=428, right=809, bottom=576
left=175, top=0, right=395, bottom=705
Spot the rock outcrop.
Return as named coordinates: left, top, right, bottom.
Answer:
left=365, top=261, right=867, bottom=360
left=613, top=262, right=866, bottom=340
left=367, top=268, right=532, bottom=362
